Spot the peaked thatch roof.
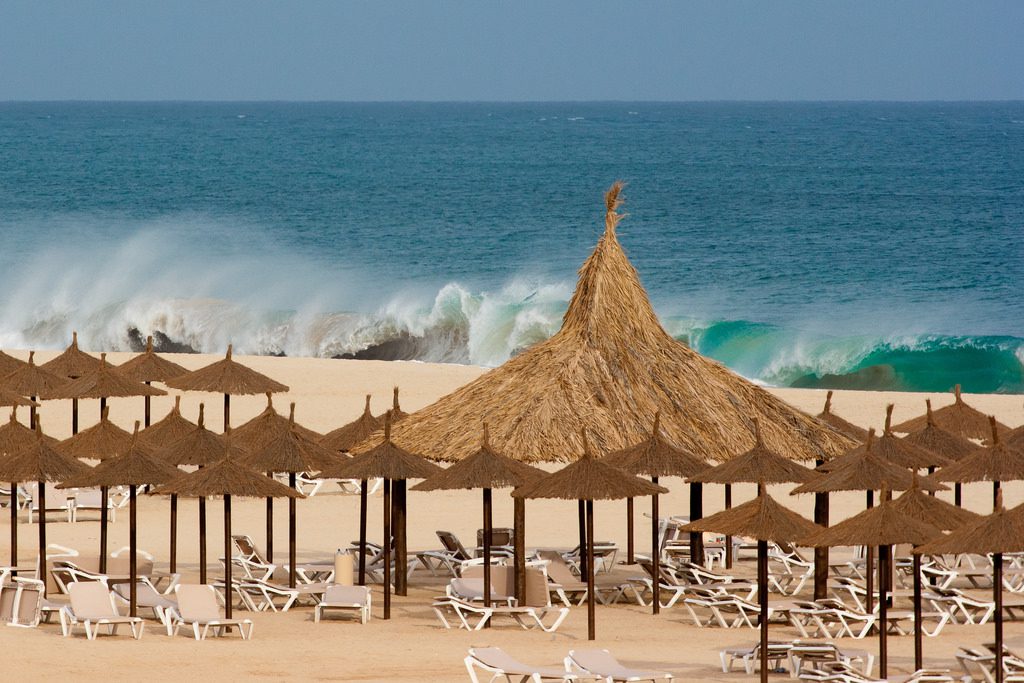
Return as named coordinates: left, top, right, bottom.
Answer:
left=164, top=345, right=288, bottom=395
left=155, top=450, right=300, bottom=499
left=681, top=493, right=821, bottom=543
left=388, top=386, right=409, bottom=423
left=1006, top=423, right=1024, bottom=452
left=366, top=184, right=855, bottom=464
left=321, top=395, right=382, bottom=453
left=59, top=407, right=134, bottom=460
left=59, top=422, right=179, bottom=488
left=902, top=400, right=982, bottom=462
left=932, top=417, right=1024, bottom=485
left=1, top=351, right=68, bottom=399
left=802, top=493, right=942, bottom=547
left=137, top=396, right=196, bottom=449
left=0, top=423, right=91, bottom=483
left=40, top=331, right=103, bottom=379
left=818, top=405, right=951, bottom=472
left=0, top=351, right=29, bottom=377
left=0, top=387, right=36, bottom=408
left=817, top=391, right=868, bottom=442
left=154, top=404, right=240, bottom=466
left=0, top=407, right=57, bottom=456
left=917, top=493, right=1024, bottom=555
left=890, top=474, right=981, bottom=531
left=116, top=335, right=189, bottom=383
left=319, top=412, right=442, bottom=481
left=231, top=396, right=322, bottom=451
left=412, top=424, right=544, bottom=491
left=602, top=412, right=707, bottom=478
left=892, top=384, right=1009, bottom=444
left=690, top=418, right=817, bottom=485
left=50, top=354, right=167, bottom=401
left=243, top=415, right=342, bottom=474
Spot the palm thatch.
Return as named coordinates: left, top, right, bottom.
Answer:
left=319, top=412, right=441, bottom=481
left=0, top=387, right=37, bottom=408
left=0, top=350, right=29, bottom=377
left=602, top=412, right=707, bottom=478
left=801, top=492, right=942, bottom=547
left=681, top=492, right=821, bottom=543
left=0, top=407, right=57, bottom=455
left=58, top=422, right=179, bottom=488
left=40, top=331, right=102, bottom=379
left=917, top=494, right=1024, bottom=556
left=164, top=345, right=288, bottom=395
left=902, top=399, right=982, bottom=462
left=49, top=354, right=167, bottom=400
left=817, top=391, right=868, bottom=441
left=154, top=404, right=241, bottom=466
left=512, top=430, right=668, bottom=501
left=1, top=351, right=67, bottom=398
left=890, top=474, right=981, bottom=531
left=932, top=417, right=1024, bottom=485
left=231, top=395, right=322, bottom=451
left=412, top=424, right=543, bottom=491
left=116, top=335, right=189, bottom=383
left=388, top=386, right=409, bottom=423
left=1004, top=422, right=1024, bottom=453
left=243, top=414, right=343, bottom=474
left=892, top=384, right=1009, bottom=444
left=320, top=395, right=382, bottom=453
left=59, top=406, right=134, bottom=460
left=818, top=405, right=950, bottom=472
left=155, top=452, right=300, bottom=499
left=137, top=396, right=196, bottom=449
left=364, top=184, right=855, bottom=464
left=690, top=419, right=817, bottom=485
left=0, top=423, right=91, bottom=483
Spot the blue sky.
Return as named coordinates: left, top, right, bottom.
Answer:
left=2, top=1, right=1022, bottom=101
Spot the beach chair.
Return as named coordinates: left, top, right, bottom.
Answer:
left=171, top=584, right=253, bottom=640
left=769, top=542, right=815, bottom=595
left=112, top=582, right=178, bottom=635
left=567, top=649, right=674, bottom=681
left=61, top=581, right=144, bottom=640
left=68, top=489, right=116, bottom=523
left=563, top=542, right=618, bottom=573
left=416, top=530, right=477, bottom=577
left=477, top=527, right=516, bottom=556
left=786, top=641, right=875, bottom=678
left=465, top=647, right=597, bottom=683
left=232, top=534, right=333, bottom=584
left=314, top=584, right=371, bottom=624
left=629, top=558, right=695, bottom=609
left=799, top=661, right=953, bottom=682
left=0, top=577, right=45, bottom=628
left=719, top=642, right=793, bottom=674
left=433, top=567, right=569, bottom=632
left=27, top=483, right=73, bottom=523
left=537, top=549, right=625, bottom=606
left=454, top=565, right=516, bottom=605
left=235, top=576, right=330, bottom=612
left=926, top=586, right=996, bottom=624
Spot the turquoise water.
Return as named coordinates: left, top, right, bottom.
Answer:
left=0, top=102, right=1021, bottom=392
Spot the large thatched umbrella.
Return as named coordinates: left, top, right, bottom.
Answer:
left=155, top=449, right=299, bottom=619
left=1, top=351, right=66, bottom=429
left=903, top=399, right=982, bottom=506
left=244, top=410, right=342, bottom=588
left=116, top=335, right=189, bottom=427
left=318, top=412, right=441, bottom=618
left=164, top=345, right=288, bottom=433
left=373, top=183, right=852, bottom=468
left=0, top=350, right=30, bottom=377
left=0, top=422, right=90, bottom=595
left=817, top=391, right=868, bottom=441
left=50, top=353, right=166, bottom=424
left=932, top=417, right=1024, bottom=510
left=917, top=495, right=1024, bottom=683
left=413, top=424, right=542, bottom=610
left=512, top=431, right=666, bottom=640
left=58, top=422, right=178, bottom=616
left=388, top=387, right=409, bottom=423
left=802, top=490, right=941, bottom=679
left=603, top=412, right=706, bottom=614
left=683, top=493, right=821, bottom=683
left=0, top=402, right=39, bottom=567
left=893, top=384, right=1009, bottom=445
left=820, top=405, right=951, bottom=473
left=40, top=332, right=103, bottom=435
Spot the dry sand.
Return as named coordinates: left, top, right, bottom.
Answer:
left=2, top=350, right=1023, bottom=681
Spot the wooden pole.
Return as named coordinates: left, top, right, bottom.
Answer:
left=10, top=480, right=17, bottom=568
left=383, top=479, right=391, bottom=620
left=913, top=553, right=923, bottom=672
left=265, top=487, right=274, bottom=564
left=513, top=497, right=526, bottom=604
left=954, top=483, right=962, bottom=508
left=225, top=494, right=233, bottom=620
left=813, top=468, right=830, bottom=600
left=289, top=471, right=297, bottom=588
left=99, top=485, right=109, bottom=573
left=169, top=494, right=177, bottom=573
left=689, top=482, right=704, bottom=566
left=223, top=393, right=230, bottom=434
left=577, top=500, right=588, bottom=576
left=866, top=490, right=875, bottom=613
left=996, top=553, right=1004, bottom=683
left=586, top=498, right=596, bottom=641
left=129, top=484, right=137, bottom=617
left=626, top=498, right=634, bottom=564
left=72, top=398, right=78, bottom=435
left=199, top=495, right=207, bottom=584
left=37, top=481, right=46, bottom=597
left=724, top=484, right=733, bottom=569
left=652, top=479, right=661, bottom=615
left=143, top=389, right=151, bottom=428
left=358, top=480, right=368, bottom=586
left=483, top=488, right=492, bottom=624
left=758, top=539, right=769, bottom=683
left=394, top=480, right=408, bottom=596
left=879, top=544, right=889, bottom=679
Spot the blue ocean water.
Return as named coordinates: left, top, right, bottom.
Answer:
left=0, top=101, right=1021, bottom=392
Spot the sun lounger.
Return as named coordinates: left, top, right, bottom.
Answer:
left=465, top=647, right=598, bottom=683
left=799, top=661, right=953, bottom=682
left=61, top=581, right=144, bottom=640
left=27, top=483, right=73, bottom=523
left=416, top=530, right=476, bottom=577
left=233, top=577, right=329, bottom=612
left=433, top=567, right=569, bottom=632
left=786, top=641, right=875, bottom=678
left=563, top=542, right=618, bottom=573
left=537, top=549, right=626, bottom=606
left=720, top=641, right=793, bottom=674
left=314, top=584, right=371, bottom=624
left=0, top=577, right=45, bottom=628
left=567, top=648, right=673, bottom=681
left=171, top=584, right=253, bottom=640
left=69, top=489, right=116, bottom=523
left=112, top=582, right=177, bottom=635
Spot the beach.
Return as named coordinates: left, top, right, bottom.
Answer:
left=2, top=350, right=1022, bottom=681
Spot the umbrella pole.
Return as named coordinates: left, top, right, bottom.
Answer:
left=514, top=497, right=526, bottom=605
left=72, top=398, right=78, bottom=435
left=866, top=490, right=875, bottom=613
left=99, top=486, right=109, bottom=573
left=30, top=399, right=36, bottom=429
left=954, top=483, right=962, bottom=508
left=225, top=495, right=233, bottom=620
left=994, top=481, right=1001, bottom=511
left=758, top=539, right=768, bottom=683
left=358, top=480, right=368, bottom=586
left=99, top=397, right=106, bottom=419
left=394, top=480, right=407, bottom=596
left=483, top=488, right=492, bottom=623
left=724, top=484, right=733, bottom=569
left=383, top=478, right=391, bottom=620
left=144, top=390, right=151, bottom=428
left=577, top=500, right=588, bottom=576
left=129, top=484, right=137, bottom=618
left=586, top=499, right=595, bottom=641
left=289, top=471, right=297, bottom=589
left=879, top=544, right=889, bottom=679
left=265, top=487, right=274, bottom=565
left=10, top=481, right=17, bottom=568
left=813, top=471, right=830, bottom=600
left=169, top=494, right=177, bottom=573
left=996, top=552, right=1004, bottom=683
left=199, top=496, right=207, bottom=584
left=689, top=482, right=704, bottom=566
left=652, top=481, right=661, bottom=615
left=223, top=393, right=230, bottom=434
left=626, top=498, right=634, bottom=565
left=37, top=481, right=46, bottom=598
left=913, top=552, right=923, bottom=672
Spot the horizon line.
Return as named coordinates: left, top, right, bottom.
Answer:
left=3, top=98, right=1023, bottom=105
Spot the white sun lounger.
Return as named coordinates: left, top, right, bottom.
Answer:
left=172, top=584, right=253, bottom=640
left=113, top=582, right=178, bottom=635
left=566, top=649, right=674, bottom=682
left=314, top=584, right=371, bottom=624
left=61, top=581, right=144, bottom=640
left=465, top=647, right=599, bottom=683
left=434, top=567, right=569, bottom=632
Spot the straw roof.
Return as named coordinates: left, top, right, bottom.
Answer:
left=1, top=351, right=68, bottom=398
left=903, top=400, right=982, bottom=462
left=680, top=492, right=822, bottom=543
left=137, top=396, right=196, bottom=449
left=932, top=417, right=1024, bottom=485
left=154, top=404, right=242, bottom=466
left=164, top=345, right=288, bottom=395
left=892, top=384, right=1009, bottom=444
left=367, top=184, right=855, bottom=464
left=0, top=407, right=57, bottom=456
left=690, top=419, right=817, bottom=485
left=602, top=412, right=707, bottom=478
left=412, top=424, right=544, bottom=491
left=0, top=423, right=91, bottom=483
left=318, top=412, right=442, bottom=481
left=231, top=395, right=322, bottom=451
left=58, top=422, right=179, bottom=488
left=917, top=493, right=1024, bottom=556
left=0, top=387, right=37, bottom=408
left=889, top=474, right=981, bottom=531
left=388, top=387, right=409, bottom=423
left=818, top=405, right=951, bottom=472
left=802, top=491, right=943, bottom=547
left=320, top=395, right=382, bottom=453
left=40, top=331, right=103, bottom=379
left=155, top=451, right=300, bottom=499
left=243, top=415, right=342, bottom=474
left=512, top=430, right=668, bottom=501
left=1005, top=423, right=1024, bottom=453
left=49, top=354, right=167, bottom=400
left=116, top=335, right=189, bottom=383
left=59, top=407, right=135, bottom=461
left=0, top=351, right=29, bottom=377
left=817, top=391, right=868, bottom=441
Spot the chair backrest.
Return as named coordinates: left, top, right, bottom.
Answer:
left=523, top=567, right=552, bottom=608
left=74, top=489, right=104, bottom=508
left=476, top=527, right=514, bottom=547
left=436, top=531, right=472, bottom=561
left=69, top=581, right=118, bottom=620
left=470, top=647, right=530, bottom=674
left=536, top=550, right=579, bottom=585
left=106, top=555, right=155, bottom=577
left=460, top=566, right=514, bottom=597
left=569, top=649, right=620, bottom=675
left=0, top=579, right=43, bottom=627
left=113, top=581, right=165, bottom=606
left=324, top=585, right=369, bottom=605
left=175, top=584, right=222, bottom=622
left=232, top=535, right=265, bottom=563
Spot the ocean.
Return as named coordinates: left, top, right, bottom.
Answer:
left=0, top=101, right=1021, bottom=393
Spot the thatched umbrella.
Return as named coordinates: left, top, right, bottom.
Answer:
left=682, top=493, right=821, bottom=683
left=318, top=412, right=441, bottom=618
left=0, top=402, right=39, bottom=568
left=243, top=409, right=342, bottom=588
left=116, top=335, right=189, bottom=427
left=413, top=423, right=542, bottom=610
left=916, top=494, right=1024, bottom=683
left=0, top=350, right=30, bottom=377
left=817, top=391, right=868, bottom=441
left=58, top=422, right=178, bottom=616
left=802, top=490, right=941, bottom=679
left=892, top=384, right=1009, bottom=444
left=1, top=351, right=66, bottom=429
left=164, top=344, right=288, bottom=433
left=374, top=183, right=853, bottom=466
left=155, top=448, right=299, bottom=619
left=1004, top=423, right=1024, bottom=453
left=388, top=387, right=409, bottom=423
left=932, top=417, right=1024, bottom=510
left=821, top=405, right=951, bottom=474
left=0, top=422, right=90, bottom=595
left=512, top=431, right=666, bottom=640
left=603, top=412, right=706, bottom=615
left=50, top=353, right=167, bottom=420
left=903, top=399, right=982, bottom=506
left=40, top=332, right=103, bottom=435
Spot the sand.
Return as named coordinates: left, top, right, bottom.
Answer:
left=2, top=350, right=1023, bottom=681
